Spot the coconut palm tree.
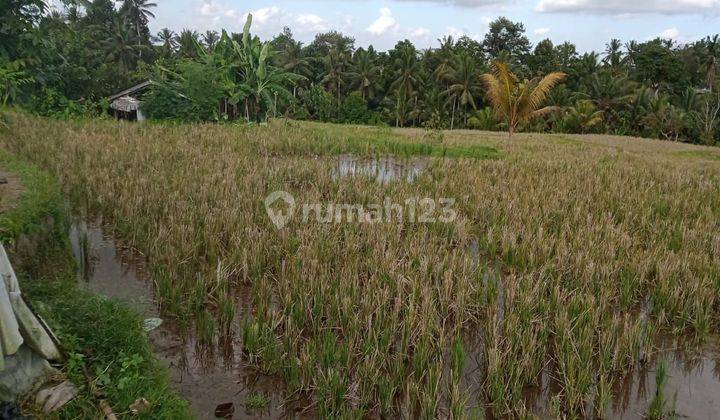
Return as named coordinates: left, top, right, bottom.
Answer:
left=432, top=36, right=455, bottom=84
left=203, top=30, right=219, bottom=51
left=603, top=39, right=623, bottom=69
left=564, top=100, right=604, bottom=133
left=444, top=53, right=482, bottom=128
left=103, top=19, right=140, bottom=72
left=389, top=47, right=421, bottom=127
left=120, top=0, right=156, bottom=58
left=155, top=28, right=176, bottom=55
left=320, top=39, right=352, bottom=115
left=480, top=60, right=565, bottom=138
left=347, top=48, right=380, bottom=101
left=175, top=29, right=201, bottom=59
left=275, top=39, right=311, bottom=83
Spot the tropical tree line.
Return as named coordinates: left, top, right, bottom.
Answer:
left=2, top=0, right=720, bottom=144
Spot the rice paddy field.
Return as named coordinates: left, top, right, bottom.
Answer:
left=2, top=112, right=720, bottom=418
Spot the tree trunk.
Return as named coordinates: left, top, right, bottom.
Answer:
left=708, top=57, right=716, bottom=92
left=395, top=95, right=400, bottom=128
left=137, top=21, right=142, bottom=59
left=450, top=97, right=456, bottom=130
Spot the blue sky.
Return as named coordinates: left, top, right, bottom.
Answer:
left=147, top=0, right=720, bottom=52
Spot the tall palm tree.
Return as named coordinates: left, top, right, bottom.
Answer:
left=273, top=40, right=311, bottom=100
left=321, top=44, right=351, bottom=117
left=418, top=86, right=446, bottom=124
left=347, top=48, right=380, bottom=101
left=203, top=30, right=219, bottom=51
left=175, top=29, right=201, bottom=59
left=103, top=19, right=139, bottom=72
left=432, top=36, right=455, bottom=84
left=444, top=53, right=482, bottom=128
left=390, top=47, right=421, bottom=127
left=480, top=60, right=565, bottom=138
left=155, top=28, right=176, bottom=54
left=603, top=39, right=623, bottom=69
left=120, top=0, right=156, bottom=58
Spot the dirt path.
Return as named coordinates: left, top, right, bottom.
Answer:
left=0, top=169, right=23, bottom=214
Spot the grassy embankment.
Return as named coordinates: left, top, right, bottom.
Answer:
left=0, top=146, right=189, bottom=419
left=1, top=112, right=719, bottom=418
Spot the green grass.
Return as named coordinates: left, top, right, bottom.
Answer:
left=20, top=278, right=191, bottom=419
left=0, top=146, right=189, bottom=419
left=547, top=135, right=585, bottom=149
left=266, top=121, right=502, bottom=159
left=0, top=149, right=66, bottom=243
left=671, top=150, right=720, bottom=161
left=245, top=393, right=268, bottom=410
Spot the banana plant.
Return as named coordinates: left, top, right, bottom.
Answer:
left=223, top=15, right=302, bottom=122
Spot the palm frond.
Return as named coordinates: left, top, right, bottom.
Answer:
left=528, top=72, right=566, bottom=113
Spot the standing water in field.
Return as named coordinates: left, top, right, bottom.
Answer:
left=333, top=155, right=426, bottom=183
left=68, top=220, right=720, bottom=419
left=68, top=219, right=301, bottom=419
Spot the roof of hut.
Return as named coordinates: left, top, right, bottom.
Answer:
left=110, top=96, right=142, bottom=112
left=108, top=80, right=152, bottom=102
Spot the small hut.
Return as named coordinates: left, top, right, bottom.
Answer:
left=108, top=81, right=152, bottom=121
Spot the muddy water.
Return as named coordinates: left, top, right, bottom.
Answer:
left=69, top=219, right=720, bottom=419
left=610, top=339, right=720, bottom=419
left=333, top=155, right=426, bottom=183
left=69, top=220, right=299, bottom=419
left=458, top=332, right=720, bottom=419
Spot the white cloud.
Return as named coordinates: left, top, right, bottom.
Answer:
left=534, top=27, right=551, bottom=35
left=249, top=6, right=281, bottom=24
left=409, top=27, right=431, bottom=38
left=536, top=0, right=720, bottom=15
left=395, top=0, right=507, bottom=6
left=658, top=27, right=679, bottom=39
left=443, top=25, right=484, bottom=40
left=366, top=7, right=399, bottom=36
left=200, top=3, right=220, bottom=16
left=296, top=13, right=329, bottom=31
left=199, top=1, right=227, bottom=17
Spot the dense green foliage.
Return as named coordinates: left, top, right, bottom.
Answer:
left=22, top=278, right=191, bottom=419
left=2, top=0, right=720, bottom=143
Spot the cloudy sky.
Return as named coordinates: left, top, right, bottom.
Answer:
left=149, top=0, right=720, bottom=52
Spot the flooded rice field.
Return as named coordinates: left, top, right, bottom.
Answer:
left=69, top=219, right=720, bottom=419
left=333, top=155, right=426, bottom=183
left=69, top=220, right=307, bottom=419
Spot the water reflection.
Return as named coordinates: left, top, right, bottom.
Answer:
left=68, top=219, right=301, bottom=419
left=69, top=220, right=720, bottom=419
left=334, top=155, right=426, bottom=183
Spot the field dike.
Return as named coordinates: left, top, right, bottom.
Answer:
left=1, top=112, right=719, bottom=418
left=0, top=146, right=189, bottom=418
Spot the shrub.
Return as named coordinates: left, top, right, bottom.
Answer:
left=142, top=61, right=226, bottom=122
left=340, top=92, right=370, bottom=124
left=300, top=85, right=333, bottom=122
